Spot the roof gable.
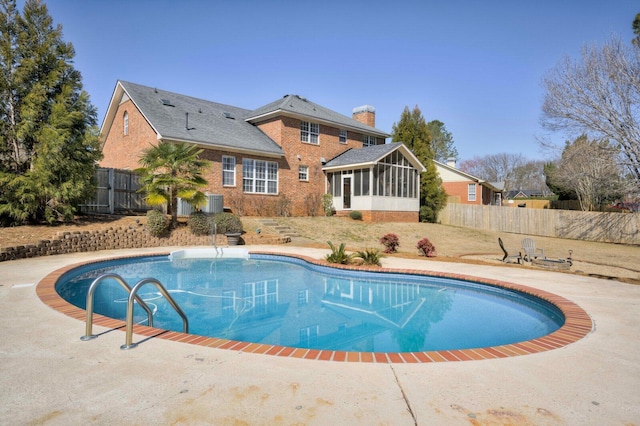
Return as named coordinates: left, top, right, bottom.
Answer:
left=323, top=142, right=426, bottom=172
left=101, top=81, right=284, bottom=157
left=434, top=160, right=504, bottom=192
left=247, top=94, right=390, bottom=138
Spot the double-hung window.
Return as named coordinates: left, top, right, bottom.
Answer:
left=468, top=183, right=477, bottom=202
left=299, top=165, right=309, bottom=181
left=243, top=158, right=278, bottom=194
left=123, top=112, right=129, bottom=135
left=222, top=156, right=236, bottom=186
left=301, top=121, right=319, bottom=144
left=363, top=135, right=376, bottom=147
left=339, top=129, right=347, bottom=144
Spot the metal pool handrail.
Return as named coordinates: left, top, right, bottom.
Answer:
left=121, top=278, right=189, bottom=350
left=81, top=273, right=154, bottom=341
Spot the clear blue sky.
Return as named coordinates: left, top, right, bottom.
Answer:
left=32, top=0, right=638, bottom=162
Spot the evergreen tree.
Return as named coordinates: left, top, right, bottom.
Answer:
left=0, top=0, right=101, bottom=224
left=135, top=141, right=209, bottom=228
left=426, top=119, right=458, bottom=163
left=543, top=162, right=577, bottom=201
left=391, top=106, right=447, bottom=222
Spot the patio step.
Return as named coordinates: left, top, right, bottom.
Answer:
left=257, top=219, right=300, bottom=238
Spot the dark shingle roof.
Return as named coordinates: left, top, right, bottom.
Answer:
left=324, top=142, right=426, bottom=172
left=324, top=143, right=399, bottom=168
left=119, top=81, right=284, bottom=156
left=247, top=94, right=390, bottom=138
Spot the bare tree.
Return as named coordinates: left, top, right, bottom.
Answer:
left=547, top=136, right=625, bottom=211
left=458, top=153, right=548, bottom=194
left=540, top=37, right=640, bottom=191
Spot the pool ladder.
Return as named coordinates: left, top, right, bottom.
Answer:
left=80, top=273, right=189, bottom=350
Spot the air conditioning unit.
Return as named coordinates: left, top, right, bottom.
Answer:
left=177, top=198, right=192, bottom=216
left=177, top=194, right=223, bottom=215
left=203, top=194, right=223, bottom=213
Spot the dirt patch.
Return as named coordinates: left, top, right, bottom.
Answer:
left=1, top=215, right=638, bottom=284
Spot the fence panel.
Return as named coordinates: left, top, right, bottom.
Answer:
left=113, top=170, right=148, bottom=212
left=439, top=204, right=639, bottom=245
left=79, top=168, right=150, bottom=214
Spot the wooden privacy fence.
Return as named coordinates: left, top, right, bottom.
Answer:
left=439, top=204, right=639, bottom=245
left=79, top=168, right=223, bottom=215
left=79, top=168, right=150, bottom=214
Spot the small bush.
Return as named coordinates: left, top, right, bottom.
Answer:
left=349, top=210, right=363, bottom=220
left=380, top=233, right=400, bottom=253
left=146, top=210, right=170, bottom=237
left=214, top=212, right=243, bottom=234
left=416, top=237, right=437, bottom=257
left=304, top=193, right=321, bottom=216
left=419, top=205, right=437, bottom=223
left=325, top=241, right=353, bottom=264
left=321, top=193, right=334, bottom=216
left=354, top=248, right=383, bottom=266
left=188, top=211, right=213, bottom=236
left=275, top=194, right=291, bottom=217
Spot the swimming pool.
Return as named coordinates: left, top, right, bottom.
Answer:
left=55, top=252, right=566, bottom=353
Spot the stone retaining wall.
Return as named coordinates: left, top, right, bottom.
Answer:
left=0, top=225, right=289, bottom=262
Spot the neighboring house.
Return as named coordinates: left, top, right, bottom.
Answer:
left=100, top=81, right=424, bottom=221
left=434, top=159, right=503, bottom=205
left=504, top=189, right=545, bottom=199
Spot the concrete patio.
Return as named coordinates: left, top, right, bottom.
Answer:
left=1, top=245, right=638, bottom=425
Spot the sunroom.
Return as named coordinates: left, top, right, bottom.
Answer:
left=323, top=143, right=426, bottom=222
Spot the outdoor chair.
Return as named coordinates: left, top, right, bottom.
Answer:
left=498, top=238, right=522, bottom=264
left=521, top=238, right=546, bottom=262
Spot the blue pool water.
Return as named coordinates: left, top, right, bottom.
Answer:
left=55, top=254, right=564, bottom=352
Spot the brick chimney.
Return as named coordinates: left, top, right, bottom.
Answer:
left=352, top=105, right=375, bottom=127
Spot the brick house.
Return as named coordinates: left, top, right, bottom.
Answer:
left=100, top=81, right=424, bottom=221
left=434, top=159, right=503, bottom=205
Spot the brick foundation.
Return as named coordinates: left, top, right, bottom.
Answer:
left=335, top=210, right=418, bottom=222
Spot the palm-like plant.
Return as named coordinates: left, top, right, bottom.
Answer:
left=136, top=142, right=209, bottom=227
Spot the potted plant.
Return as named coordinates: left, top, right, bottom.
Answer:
left=214, top=212, right=243, bottom=245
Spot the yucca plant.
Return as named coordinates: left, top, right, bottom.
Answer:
left=354, top=248, right=383, bottom=266
left=325, top=241, right=353, bottom=264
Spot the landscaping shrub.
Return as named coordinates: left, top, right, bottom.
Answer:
left=214, top=212, right=243, bottom=234
left=349, top=210, right=363, bottom=221
left=321, top=194, right=334, bottom=216
left=146, top=210, right=170, bottom=237
left=325, top=241, right=353, bottom=264
left=379, top=233, right=400, bottom=253
left=354, top=248, right=383, bottom=266
left=188, top=211, right=213, bottom=236
left=416, top=237, right=437, bottom=257
left=419, top=205, right=437, bottom=223
left=275, top=194, right=291, bottom=217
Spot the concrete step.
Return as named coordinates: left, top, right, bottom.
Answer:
left=257, top=219, right=300, bottom=237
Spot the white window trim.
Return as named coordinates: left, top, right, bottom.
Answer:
left=468, top=183, right=477, bottom=202
left=299, top=165, right=309, bottom=181
left=222, top=155, right=236, bottom=187
left=123, top=111, right=129, bottom=135
left=242, top=158, right=278, bottom=194
left=301, top=121, right=319, bottom=145
left=363, top=135, right=376, bottom=147
left=339, top=129, right=347, bottom=144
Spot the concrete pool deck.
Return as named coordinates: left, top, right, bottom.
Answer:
left=1, top=245, right=639, bottom=425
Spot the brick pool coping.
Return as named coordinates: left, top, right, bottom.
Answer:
left=36, top=251, right=593, bottom=363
